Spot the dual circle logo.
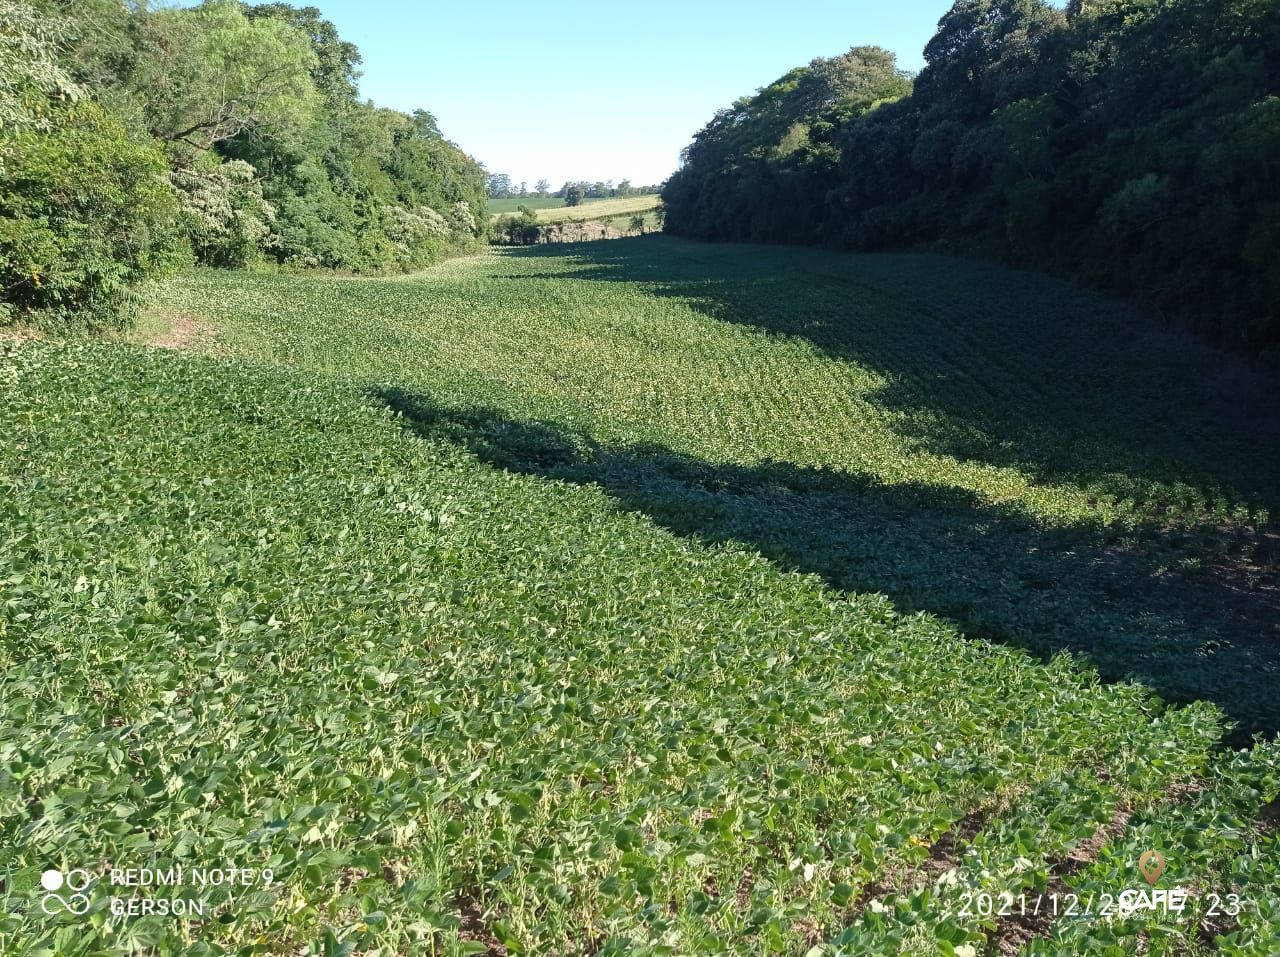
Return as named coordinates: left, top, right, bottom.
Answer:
left=39, top=869, right=92, bottom=916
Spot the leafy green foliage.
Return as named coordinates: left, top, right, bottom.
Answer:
left=0, top=0, right=81, bottom=140
left=1028, top=742, right=1280, bottom=955
left=170, top=157, right=276, bottom=269
left=2, top=313, right=1273, bottom=953
left=216, top=17, right=487, bottom=273
left=154, top=239, right=1280, bottom=738
left=0, top=102, right=176, bottom=329
left=133, top=0, right=318, bottom=154
left=1, top=0, right=487, bottom=328
left=663, top=0, right=1280, bottom=356
left=662, top=45, right=911, bottom=245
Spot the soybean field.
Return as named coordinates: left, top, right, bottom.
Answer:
left=3, top=238, right=1278, bottom=956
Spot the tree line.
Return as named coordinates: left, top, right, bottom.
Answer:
left=1, top=0, right=488, bottom=330
left=662, top=0, right=1280, bottom=357
left=487, top=174, right=663, bottom=205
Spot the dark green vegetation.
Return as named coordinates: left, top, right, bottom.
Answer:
left=154, top=238, right=1280, bottom=740
left=1, top=0, right=486, bottom=332
left=662, top=0, right=1280, bottom=357
left=4, top=239, right=1277, bottom=954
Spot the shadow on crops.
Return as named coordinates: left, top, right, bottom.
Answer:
left=373, top=386, right=1280, bottom=744
left=499, top=238, right=1280, bottom=517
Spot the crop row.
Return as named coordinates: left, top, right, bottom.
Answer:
left=4, top=337, right=1271, bottom=954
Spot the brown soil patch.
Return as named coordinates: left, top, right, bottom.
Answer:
left=736, top=868, right=754, bottom=911
left=793, top=915, right=824, bottom=947
left=456, top=893, right=508, bottom=956
left=1257, top=795, right=1280, bottom=837
left=0, top=325, right=40, bottom=344
left=150, top=313, right=216, bottom=351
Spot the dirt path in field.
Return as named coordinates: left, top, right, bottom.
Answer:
left=4, top=315, right=219, bottom=352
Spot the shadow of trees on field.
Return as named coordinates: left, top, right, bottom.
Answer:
left=501, top=238, right=1280, bottom=518
left=374, top=387, right=1280, bottom=743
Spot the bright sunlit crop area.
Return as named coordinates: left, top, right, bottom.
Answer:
left=4, top=238, right=1278, bottom=955
left=4, top=0, right=1279, bottom=952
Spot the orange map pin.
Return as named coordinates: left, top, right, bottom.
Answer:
left=1138, top=850, right=1167, bottom=885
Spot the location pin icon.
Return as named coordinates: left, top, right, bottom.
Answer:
left=1138, top=850, right=1166, bottom=885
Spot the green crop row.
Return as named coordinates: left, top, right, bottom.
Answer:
left=4, top=238, right=1278, bottom=954
left=151, top=239, right=1280, bottom=735
left=1027, top=743, right=1280, bottom=955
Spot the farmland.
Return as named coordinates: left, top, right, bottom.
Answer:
left=3, top=238, right=1279, bottom=955
left=531, top=194, right=661, bottom=225
left=486, top=196, right=569, bottom=215
left=487, top=196, right=662, bottom=223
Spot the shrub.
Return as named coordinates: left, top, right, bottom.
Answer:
left=171, top=157, right=277, bottom=269
left=0, top=102, right=177, bottom=329
left=382, top=204, right=449, bottom=269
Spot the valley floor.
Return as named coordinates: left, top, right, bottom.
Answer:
left=3, top=237, right=1278, bottom=955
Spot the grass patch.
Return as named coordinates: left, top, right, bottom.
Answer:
left=487, top=195, right=568, bottom=215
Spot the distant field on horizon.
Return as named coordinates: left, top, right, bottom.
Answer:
left=487, top=194, right=662, bottom=221
left=535, top=193, right=661, bottom=223
left=486, top=195, right=567, bottom=214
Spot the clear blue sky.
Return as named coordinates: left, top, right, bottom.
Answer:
left=263, top=1, right=964, bottom=187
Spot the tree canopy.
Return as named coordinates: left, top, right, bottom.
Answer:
left=2, top=0, right=487, bottom=329
left=663, top=0, right=1280, bottom=355
left=0, top=0, right=81, bottom=139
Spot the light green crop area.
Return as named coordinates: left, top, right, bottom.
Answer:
left=531, top=194, right=661, bottom=223
left=2, top=237, right=1277, bottom=955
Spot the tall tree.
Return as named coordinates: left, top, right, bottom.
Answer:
left=487, top=172, right=514, bottom=198
left=663, top=0, right=1280, bottom=353
left=0, top=0, right=82, bottom=138
left=4, top=0, right=490, bottom=328
left=133, top=0, right=318, bottom=158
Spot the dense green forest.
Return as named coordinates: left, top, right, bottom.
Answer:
left=663, top=0, right=1280, bottom=357
left=0, top=0, right=487, bottom=330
